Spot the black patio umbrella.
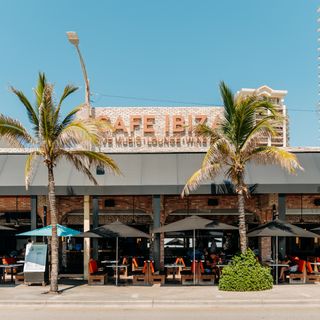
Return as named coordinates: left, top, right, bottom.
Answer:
left=76, top=220, right=150, bottom=285
left=247, top=219, right=319, bottom=238
left=0, top=225, right=15, bottom=231
left=205, top=220, right=239, bottom=230
left=153, top=215, right=237, bottom=285
left=247, top=219, right=319, bottom=284
left=166, top=238, right=184, bottom=246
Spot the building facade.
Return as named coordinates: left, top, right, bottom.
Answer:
left=0, top=85, right=318, bottom=276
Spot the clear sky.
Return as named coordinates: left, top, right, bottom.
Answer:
left=0, top=0, right=318, bottom=146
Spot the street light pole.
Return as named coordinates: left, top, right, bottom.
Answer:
left=66, top=31, right=92, bottom=118
left=66, top=32, right=94, bottom=280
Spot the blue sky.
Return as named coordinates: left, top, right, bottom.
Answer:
left=0, top=0, right=318, bottom=146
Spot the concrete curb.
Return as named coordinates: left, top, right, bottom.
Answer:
left=1, top=299, right=320, bottom=309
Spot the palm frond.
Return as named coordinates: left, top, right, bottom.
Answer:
left=10, top=87, right=39, bottom=129
left=182, top=163, right=221, bottom=197
left=95, top=117, right=115, bottom=133
left=54, top=85, right=78, bottom=122
left=56, top=120, right=101, bottom=148
left=219, top=81, right=235, bottom=127
left=33, top=72, right=46, bottom=108
left=57, top=150, right=120, bottom=185
left=55, top=105, right=83, bottom=136
left=0, top=115, right=34, bottom=147
left=194, top=124, right=219, bottom=139
left=201, top=137, right=232, bottom=169
left=59, top=150, right=98, bottom=185
left=25, top=150, right=41, bottom=189
left=67, top=150, right=121, bottom=175
left=250, top=146, right=303, bottom=173
left=38, top=83, right=55, bottom=141
left=240, top=116, right=277, bottom=150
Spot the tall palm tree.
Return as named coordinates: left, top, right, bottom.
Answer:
left=182, top=82, right=302, bottom=253
left=0, top=73, right=120, bottom=292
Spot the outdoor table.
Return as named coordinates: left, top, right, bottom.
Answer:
left=101, top=260, right=118, bottom=264
left=0, top=264, right=23, bottom=283
left=105, top=264, right=129, bottom=286
left=216, top=264, right=228, bottom=269
left=164, top=263, right=184, bottom=280
left=216, top=264, right=228, bottom=273
left=16, top=260, right=25, bottom=264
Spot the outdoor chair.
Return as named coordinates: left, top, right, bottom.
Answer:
left=148, top=261, right=165, bottom=285
left=132, top=260, right=151, bottom=285
left=180, top=261, right=200, bottom=285
left=198, top=261, right=215, bottom=285
left=118, top=257, right=129, bottom=278
left=306, top=259, right=320, bottom=283
left=131, top=257, right=144, bottom=274
left=132, top=260, right=165, bottom=285
left=287, top=259, right=306, bottom=284
left=88, top=259, right=107, bottom=285
left=2, top=257, right=17, bottom=277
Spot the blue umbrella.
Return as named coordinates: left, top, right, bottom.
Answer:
left=17, top=224, right=80, bottom=237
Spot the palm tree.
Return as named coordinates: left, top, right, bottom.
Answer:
left=182, top=82, right=302, bottom=253
left=0, top=73, right=120, bottom=292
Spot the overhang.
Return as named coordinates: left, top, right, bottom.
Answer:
left=0, top=151, right=319, bottom=195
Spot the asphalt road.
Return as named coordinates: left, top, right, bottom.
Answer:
left=1, top=306, right=320, bottom=320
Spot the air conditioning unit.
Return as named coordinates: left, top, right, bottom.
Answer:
left=104, top=199, right=115, bottom=207
left=208, top=199, right=219, bottom=206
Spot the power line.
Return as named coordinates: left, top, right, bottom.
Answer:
left=92, top=91, right=318, bottom=113
left=92, top=92, right=213, bottom=106
left=287, top=108, right=317, bottom=113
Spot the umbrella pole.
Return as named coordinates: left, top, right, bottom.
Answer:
left=276, top=235, right=278, bottom=285
left=116, top=237, right=119, bottom=286
left=193, top=229, right=196, bottom=286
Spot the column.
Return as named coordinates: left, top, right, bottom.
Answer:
left=30, top=196, right=37, bottom=242
left=83, top=195, right=90, bottom=280
left=30, top=195, right=37, bottom=230
left=92, top=196, right=99, bottom=260
left=278, top=194, right=286, bottom=259
left=258, top=194, right=276, bottom=262
left=152, top=195, right=161, bottom=271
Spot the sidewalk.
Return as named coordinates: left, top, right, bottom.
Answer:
left=0, top=283, right=319, bottom=309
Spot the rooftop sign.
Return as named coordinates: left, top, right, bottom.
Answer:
left=81, top=106, right=224, bottom=153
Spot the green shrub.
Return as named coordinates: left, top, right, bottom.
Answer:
left=219, top=249, right=273, bottom=291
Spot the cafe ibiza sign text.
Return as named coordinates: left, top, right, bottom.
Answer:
left=83, top=106, right=223, bottom=153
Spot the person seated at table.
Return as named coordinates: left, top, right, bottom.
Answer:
left=279, top=256, right=298, bottom=282
left=204, top=252, right=219, bottom=274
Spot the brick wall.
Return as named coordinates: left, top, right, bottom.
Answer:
left=0, top=196, right=31, bottom=212
left=1, top=193, right=319, bottom=263
left=2, top=193, right=320, bottom=226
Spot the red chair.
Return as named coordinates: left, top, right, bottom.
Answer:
left=88, top=259, right=106, bottom=285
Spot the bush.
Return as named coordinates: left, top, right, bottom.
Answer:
left=219, top=249, right=273, bottom=291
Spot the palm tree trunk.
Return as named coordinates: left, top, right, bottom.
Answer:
left=47, top=164, right=59, bottom=293
left=238, top=190, right=247, bottom=253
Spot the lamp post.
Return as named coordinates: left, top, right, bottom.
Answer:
left=67, top=32, right=94, bottom=279
left=66, top=31, right=92, bottom=118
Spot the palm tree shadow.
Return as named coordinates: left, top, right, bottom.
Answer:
left=211, top=180, right=258, bottom=195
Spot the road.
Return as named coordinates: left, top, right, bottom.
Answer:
left=0, top=305, right=319, bottom=320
